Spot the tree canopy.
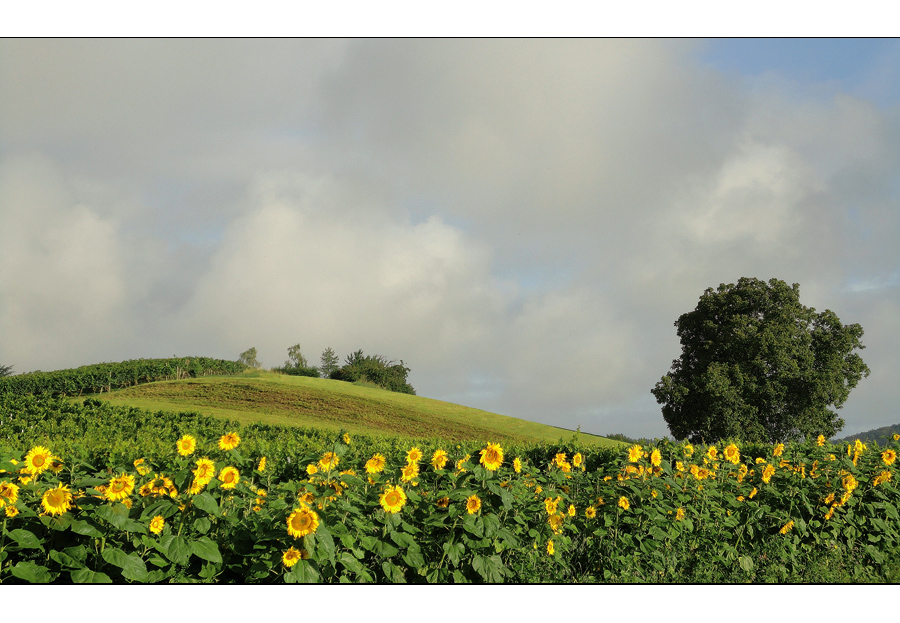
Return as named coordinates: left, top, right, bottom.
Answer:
left=651, top=277, right=870, bottom=444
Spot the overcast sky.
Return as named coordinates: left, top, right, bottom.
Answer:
left=2, top=37, right=899, bottom=439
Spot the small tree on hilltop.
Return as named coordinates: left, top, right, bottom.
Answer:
left=238, top=347, right=261, bottom=369
left=1, top=363, right=13, bottom=377
left=651, top=277, right=870, bottom=444
left=285, top=344, right=308, bottom=369
left=319, top=347, right=339, bottom=379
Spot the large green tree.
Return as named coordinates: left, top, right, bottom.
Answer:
left=651, top=277, right=870, bottom=444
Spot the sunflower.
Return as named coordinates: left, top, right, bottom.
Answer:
left=817, top=435, right=826, bottom=447
left=437, top=496, right=450, bottom=508
left=683, top=444, right=694, bottom=457
left=24, top=446, right=54, bottom=475
left=548, top=513, right=565, bottom=534
left=544, top=496, right=559, bottom=515
left=675, top=507, right=685, bottom=521
left=455, top=455, right=471, bottom=473
left=5, top=506, right=18, bottom=518
left=431, top=449, right=449, bottom=470
left=406, top=447, right=424, bottom=464
left=193, top=458, right=216, bottom=483
left=319, top=452, right=339, bottom=471
left=0, top=481, right=20, bottom=507
left=105, top=474, right=135, bottom=502
left=480, top=443, right=504, bottom=471
left=147, top=474, right=179, bottom=498
left=149, top=515, right=165, bottom=535
left=779, top=520, right=795, bottom=535
left=41, top=483, right=73, bottom=516
left=723, top=444, right=740, bottom=465
left=466, top=494, right=481, bottom=514
left=572, top=452, right=584, bottom=469
left=773, top=443, right=785, bottom=458
left=762, top=464, right=776, bottom=484
left=133, top=458, right=151, bottom=476
left=513, top=457, right=522, bottom=474
left=282, top=547, right=303, bottom=568
left=882, top=449, right=897, bottom=466
left=257, top=456, right=267, bottom=472
left=706, top=446, right=718, bottom=461
left=546, top=539, right=555, bottom=556
left=873, top=471, right=892, bottom=487
left=219, top=466, right=240, bottom=490
left=627, top=445, right=643, bottom=463
left=842, top=473, right=858, bottom=493
left=218, top=432, right=241, bottom=451
left=618, top=496, right=630, bottom=511
left=306, top=463, right=319, bottom=476
left=380, top=485, right=407, bottom=514
left=567, top=504, right=576, bottom=517
left=749, top=487, right=757, bottom=499
left=585, top=505, right=597, bottom=519
left=360, top=454, right=384, bottom=475
left=176, top=434, right=196, bottom=457
left=287, top=506, right=320, bottom=538
left=49, top=458, right=64, bottom=474
left=188, top=479, right=207, bottom=495
left=342, top=433, right=351, bottom=445
left=400, top=461, right=419, bottom=483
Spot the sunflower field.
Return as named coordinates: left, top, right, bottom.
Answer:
left=2, top=400, right=899, bottom=583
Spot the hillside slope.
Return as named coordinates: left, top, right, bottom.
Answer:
left=85, top=370, right=619, bottom=446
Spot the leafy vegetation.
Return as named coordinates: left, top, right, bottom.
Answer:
left=0, top=357, right=245, bottom=397
left=652, top=277, right=870, bottom=444
left=2, top=415, right=897, bottom=583
left=329, top=350, right=415, bottom=395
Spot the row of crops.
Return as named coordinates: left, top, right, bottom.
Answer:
left=0, top=357, right=245, bottom=397
left=1, top=393, right=898, bottom=582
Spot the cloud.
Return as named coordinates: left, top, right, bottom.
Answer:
left=2, top=39, right=898, bottom=438
left=0, top=154, right=130, bottom=369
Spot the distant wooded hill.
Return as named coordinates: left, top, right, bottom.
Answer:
left=835, top=423, right=900, bottom=446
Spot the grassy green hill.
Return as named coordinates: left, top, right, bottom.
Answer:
left=81, top=369, right=619, bottom=447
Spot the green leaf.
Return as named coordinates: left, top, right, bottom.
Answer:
left=372, top=539, right=399, bottom=559
left=191, top=536, right=223, bottom=564
left=193, top=517, right=211, bottom=534
left=50, top=547, right=88, bottom=569
left=192, top=491, right=220, bottom=516
left=8, top=528, right=43, bottom=549
left=472, top=553, right=506, bottom=583
left=382, top=561, right=406, bottom=583
left=70, top=518, right=105, bottom=538
left=285, top=561, right=320, bottom=583
left=71, top=568, right=113, bottom=583
left=42, top=513, right=73, bottom=532
left=11, top=561, right=53, bottom=583
left=340, top=551, right=373, bottom=582
left=159, top=535, right=193, bottom=566
left=96, top=503, right=131, bottom=529
left=738, top=555, right=755, bottom=573
left=402, top=545, right=425, bottom=569
left=139, top=498, right=178, bottom=520
left=463, top=513, right=484, bottom=538
left=101, top=547, right=149, bottom=582
left=389, top=530, right=417, bottom=549
left=314, top=527, right=336, bottom=565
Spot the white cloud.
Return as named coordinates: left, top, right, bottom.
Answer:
left=2, top=39, right=899, bottom=438
left=0, top=154, right=130, bottom=369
